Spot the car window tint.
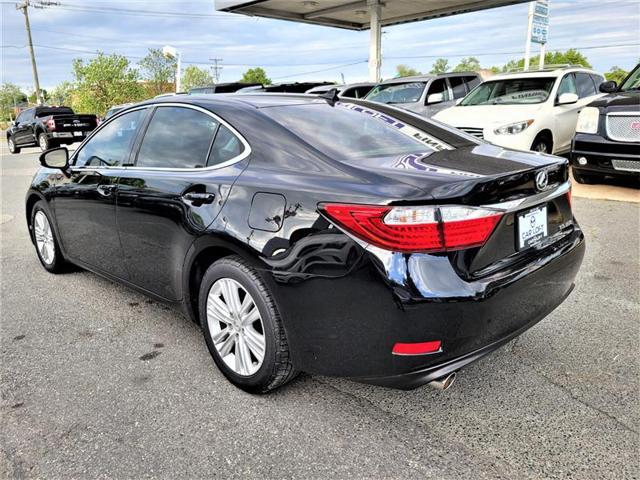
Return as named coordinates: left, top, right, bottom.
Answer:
left=75, top=109, right=145, bottom=167
left=426, top=78, right=451, bottom=102
left=464, top=76, right=481, bottom=91
left=354, top=86, right=373, bottom=98
left=15, top=111, right=25, bottom=123
left=590, top=74, right=604, bottom=89
left=575, top=73, right=596, bottom=98
left=449, top=76, right=467, bottom=99
left=557, top=74, right=577, bottom=97
left=136, top=107, right=219, bottom=169
left=207, top=124, right=245, bottom=166
left=264, top=103, right=446, bottom=161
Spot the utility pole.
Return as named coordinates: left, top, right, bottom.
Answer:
left=17, top=0, right=42, bottom=104
left=209, top=58, right=223, bottom=83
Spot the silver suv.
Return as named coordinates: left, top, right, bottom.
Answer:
left=365, top=72, right=481, bottom=117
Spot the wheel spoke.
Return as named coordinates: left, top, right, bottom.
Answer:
left=241, top=307, right=261, bottom=327
left=244, top=326, right=265, bottom=360
left=208, top=297, right=232, bottom=324
left=221, top=279, right=242, bottom=315
left=211, top=327, right=230, bottom=344
left=218, top=332, right=236, bottom=357
left=236, top=335, right=252, bottom=375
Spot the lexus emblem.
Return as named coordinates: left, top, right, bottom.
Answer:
left=535, top=170, right=549, bottom=191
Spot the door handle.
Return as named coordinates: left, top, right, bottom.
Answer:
left=97, top=184, right=117, bottom=197
left=182, top=192, right=215, bottom=205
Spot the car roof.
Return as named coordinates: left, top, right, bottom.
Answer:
left=377, top=72, right=478, bottom=85
left=142, top=93, right=335, bottom=110
left=489, top=66, right=601, bottom=80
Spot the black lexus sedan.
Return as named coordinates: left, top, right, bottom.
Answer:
left=26, top=94, right=584, bottom=393
left=571, top=64, right=640, bottom=184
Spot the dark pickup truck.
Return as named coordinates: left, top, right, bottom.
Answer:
left=6, top=106, right=98, bottom=154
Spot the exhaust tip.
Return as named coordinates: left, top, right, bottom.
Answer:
left=428, top=372, right=456, bottom=391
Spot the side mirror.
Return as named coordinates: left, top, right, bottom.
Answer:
left=599, top=80, right=617, bottom=93
left=39, top=147, right=69, bottom=170
left=426, top=92, right=444, bottom=104
left=557, top=93, right=579, bottom=105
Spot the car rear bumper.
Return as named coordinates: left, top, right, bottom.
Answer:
left=268, top=226, right=585, bottom=389
left=571, top=133, right=640, bottom=176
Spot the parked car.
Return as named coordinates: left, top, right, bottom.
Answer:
left=7, top=106, right=98, bottom=153
left=305, top=82, right=375, bottom=99
left=27, top=95, right=583, bottom=393
left=570, top=64, right=640, bottom=184
left=104, top=103, right=134, bottom=120
left=364, top=72, right=481, bottom=117
left=188, top=82, right=262, bottom=94
left=260, top=81, right=335, bottom=93
left=433, top=66, right=605, bottom=154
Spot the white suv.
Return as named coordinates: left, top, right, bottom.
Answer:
left=433, top=66, right=605, bottom=154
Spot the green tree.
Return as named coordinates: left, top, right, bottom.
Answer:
left=395, top=64, right=421, bottom=77
left=181, top=65, right=215, bottom=91
left=28, top=89, right=49, bottom=104
left=139, top=48, right=177, bottom=96
left=453, top=57, right=481, bottom=72
left=500, top=49, right=591, bottom=72
left=49, top=81, right=75, bottom=106
left=0, top=83, right=27, bottom=121
left=72, top=53, right=144, bottom=115
left=605, top=66, right=629, bottom=85
left=430, top=58, right=449, bottom=75
left=240, top=67, right=272, bottom=85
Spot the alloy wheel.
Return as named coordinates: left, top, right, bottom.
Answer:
left=39, top=134, right=48, bottom=151
left=8, top=138, right=15, bottom=153
left=207, top=278, right=266, bottom=376
left=534, top=142, right=548, bottom=153
left=34, top=210, right=55, bottom=265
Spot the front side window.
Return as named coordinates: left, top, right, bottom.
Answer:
left=460, top=77, right=555, bottom=105
left=426, top=78, right=451, bottom=103
left=575, top=73, right=596, bottom=98
left=366, top=82, right=427, bottom=104
left=263, top=102, right=449, bottom=161
left=620, top=65, right=640, bottom=91
left=557, top=74, right=577, bottom=97
left=15, top=111, right=25, bottom=123
left=75, top=109, right=145, bottom=167
left=136, top=107, right=219, bottom=169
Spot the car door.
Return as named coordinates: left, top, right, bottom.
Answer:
left=553, top=73, right=582, bottom=152
left=424, top=78, right=453, bottom=117
left=53, top=108, right=148, bottom=278
left=115, top=104, right=249, bottom=301
left=14, top=109, right=32, bottom=144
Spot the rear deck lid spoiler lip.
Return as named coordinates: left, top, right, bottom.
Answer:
left=481, top=180, right=570, bottom=212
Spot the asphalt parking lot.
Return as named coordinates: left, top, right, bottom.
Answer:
left=1, top=145, right=638, bottom=479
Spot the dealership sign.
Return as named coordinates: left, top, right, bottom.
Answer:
left=531, top=0, right=549, bottom=44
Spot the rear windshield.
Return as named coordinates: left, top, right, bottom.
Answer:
left=262, top=102, right=450, bottom=160
left=35, top=107, right=74, bottom=117
left=365, top=82, right=426, bottom=104
left=461, top=78, right=555, bottom=105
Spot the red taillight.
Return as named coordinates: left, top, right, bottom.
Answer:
left=321, top=203, right=502, bottom=253
left=45, top=118, right=56, bottom=131
left=567, top=188, right=572, bottom=209
left=392, top=340, right=442, bottom=355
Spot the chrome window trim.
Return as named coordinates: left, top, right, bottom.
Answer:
left=71, top=102, right=251, bottom=172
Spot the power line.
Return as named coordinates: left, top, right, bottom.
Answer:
left=40, top=2, right=250, bottom=19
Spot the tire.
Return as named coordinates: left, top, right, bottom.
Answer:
left=31, top=201, right=68, bottom=273
left=38, top=132, right=50, bottom=151
left=531, top=133, right=553, bottom=154
left=7, top=136, right=20, bottom=154
left=199, top=255, right=297, bottom=393
left=573, top=169, right=600, bottom=185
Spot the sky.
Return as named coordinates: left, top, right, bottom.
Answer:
left=1, top=0, right=639, bottom=92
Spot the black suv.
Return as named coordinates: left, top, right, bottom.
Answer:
left=571, top=64, right=640, bottom=183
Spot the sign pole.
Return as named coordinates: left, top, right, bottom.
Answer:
left=539, top=43, right=546, bottom=70
left=524, top=1, right=534, bottom=71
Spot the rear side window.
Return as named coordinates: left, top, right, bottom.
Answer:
left=590, top=74, right=604, bottom=89
left=75, top=109, right=145, bottom=167
left=448, top=76, right=467, bottom=99
left=464, top=75, right=481, bottom=91
left=136, top=107, right=219, bottom=168
left=575, top=73, right=597, bottom=98
left=426, top=78, right=451, bottom=103
left=207, top=125, right=245, bottom=166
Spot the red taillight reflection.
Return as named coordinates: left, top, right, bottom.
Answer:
left=45, top=118, right=56, bottom=131
left=321, top=203, right=502, bottom=253
left=392, top=340, right=442, bottom=356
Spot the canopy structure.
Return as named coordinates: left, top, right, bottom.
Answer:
left=215, top=0, right=528, bottom=81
